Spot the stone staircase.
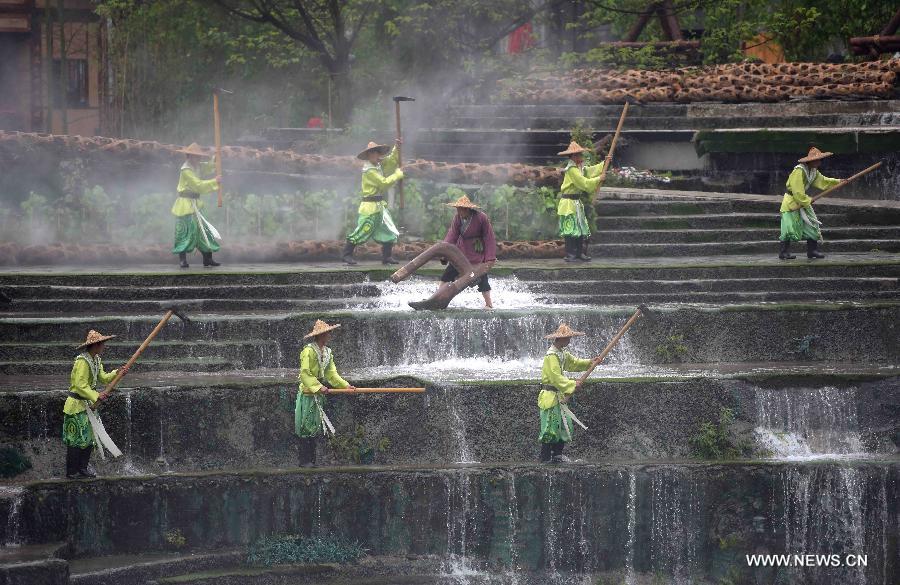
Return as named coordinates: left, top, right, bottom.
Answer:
left=1, top=191, right=898, bottom=584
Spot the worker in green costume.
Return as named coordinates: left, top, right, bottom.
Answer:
left=779, top=146, right=842, bottom=260
left=557, top=141, right=606, bottom=262
left=538, top=323, right=602, bottom=463
left=172, top=143, right=222, bottom=268
left=343, top=140, right=404, bottom=265
left=295, top=319, right=356, bottom=466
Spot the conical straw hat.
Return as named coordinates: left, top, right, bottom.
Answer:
left=557, top=141, right=588, bottom=156
left=356, top=141, right=391, bottom=160
left=798, top=146, right=833, bottom=163
left=177, top=142, right=211, bottom=156
left=303, top=319, right=342, bottom=339
left=544, top=323, right=585, bottom=339
left=76, top=329, right=117, bottom=350
left=446, top=194, right=480, bottom=209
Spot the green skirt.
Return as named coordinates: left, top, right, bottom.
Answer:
left=538, top=402, right=575, bottom=444
left=347, top=209, right=399, bottom=245
left=62, top=411, right=93, bottom=448
left=780, top=208, right=821, bottom=242
left=558, top=202, right=591, bottom=238
left=173, top=214, right=220, bottom=254
left=295, top=392, right=327, bottom=438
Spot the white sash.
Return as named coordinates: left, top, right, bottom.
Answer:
left=381, top=207, right=400, bottom=237
left=85, top=407, right=122, bottom=459
left=191, top=200, right=222, bottom=244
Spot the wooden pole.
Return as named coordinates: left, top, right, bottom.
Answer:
left=213, top=92, right=223, bottom=208
left=787, top=161, right=882, bottom=211
left=326, top=387, right=425, bottom=394
left=102, top=310, right=178, bottom=393
left=594, top=102, right=629, bottom=202
left=395, top=99, right=404, bottom=210
left=578, top=308, right=643, bottom=384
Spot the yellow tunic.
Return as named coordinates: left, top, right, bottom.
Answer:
left=779, top=164, right=840, bottom=212
left=359, top=146, right=403, bottom=216
left=298, top=344, right=350, bottom=394
left=537, top=346, right=592, bottom=410
left=63, top=354, right=117, bottom=415
left=171, top=158, right=218, bottom=217
left=558, top=161, right=605, bottom=216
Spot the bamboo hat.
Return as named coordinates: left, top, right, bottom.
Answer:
left=544, top=323, right=585, bottom=339
left=178, top=143, right=211, bottom=157
left=798, top=146, right=833, bottom=163
left=446, top=195, right=481, bottom=209
left=303, top=319, right=341, bottom=339
left=76, top=329, right=116, bottom=350
left=557, top=141, right=588, bottom=156
left=357, top=141, right=391, bottom=160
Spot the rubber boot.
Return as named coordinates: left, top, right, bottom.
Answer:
left=66, top=447, right=81, bottom=479
left=550, top=442, right=571, bottom=464
left=778, top=241, right=796, bottom=260
left=299, top=438, right=317, bottom=468
left=540, top=443, right=553, bottom=463
left=342, top=241, right=357, bottom=265
left=202, top=252, right=220, bottom=267
left=381, top=242, right=399, bottom=265
left=577, top=237, right=592, bottom=262
left=806, top=239, right=825, bottom=259
left=178, top=252, right=189, bottom=269
left=78, top=446, right=96, bottom=478
left=563, top=237, right=578, bottom=263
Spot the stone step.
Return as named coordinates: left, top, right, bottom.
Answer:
left=562, top=289, right=900, bottom=305
left=597, top=199, right=773, bottom=215
left=0, top=339, right=281, bottom=363
left=8, top=461, right=899, bottom=585
left=6, top=370, right=897, bottom=474
left=532, top=276, right=900, bottom=295
left=1, top=303, right=898, bottom=366
left=594, top=212, right=849, bottom=230
left=70, top=550, right=246, bottom=585
left=586, top=238, right=900, bottom=257
left=590, top=226, right=900, bottom=244
left=0, top=356, right=238, bottom=376
left=1, top=282, right=381, bottom=301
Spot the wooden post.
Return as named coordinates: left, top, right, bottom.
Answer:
left=787, top=162, right=882, bottom=211
left=213, top=92, right=223, bottom=207
left=395, top=99, right=404, bottom=210
left=578, top=308, right=644, bottom=384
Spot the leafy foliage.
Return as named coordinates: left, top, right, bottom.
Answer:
left=327, top=423, right=391, bottom=464
left=690, top=407, right=753, bottom=460
left=0, top=446, right=32, bottom=478
left=654, top=333, right=689, bottom=363
left=247, top=534, right=366, bottom=567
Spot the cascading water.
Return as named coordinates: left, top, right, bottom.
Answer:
left=1, top=486, right=24, bottom=547
left=370, top=276, right=550, bottom=312
left=445, top=387, right=476, bottom=464
left=624, top=470, right=637, bottom=585
left=354, top=313, right=638, bottom=381
left=648, top=468, right=701, bottom=584
left=754, top=386, right=864, bottom=459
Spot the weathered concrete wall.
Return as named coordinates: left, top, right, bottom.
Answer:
left=10, top=462, right=900, bottom=584
left=4, top=377, right=897, bottom=479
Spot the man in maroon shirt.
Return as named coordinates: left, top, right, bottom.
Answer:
left=439, top=195, right=498, bottom=308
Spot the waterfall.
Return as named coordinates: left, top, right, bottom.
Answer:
left=121, top=393, right=142, bottom=475
left=2, top=487, right=24, bottom=547
left=624, top=470, right=637, bottom=585
left=649, top=468, right=700, bottom=584
left=780, top=465, right=885, bottom=585
left=446, top=388, right=476, bottom=464
left=504, top=472, right=521, bottom=584
left=371, top=276, right=544, bottom=312
left=754, top=386, right=863, bottom=458
left=443, top=471, right=478, bottom=583
left=356, top=313, right=638, bottom=380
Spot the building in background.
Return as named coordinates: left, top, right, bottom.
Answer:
left=0, top=0, right=105, bottom=136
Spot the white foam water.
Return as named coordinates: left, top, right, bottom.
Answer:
left=370, top=276, right=557, bottom=311
left=754, top=386, right=866, bottom=460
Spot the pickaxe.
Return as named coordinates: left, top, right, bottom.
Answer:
left=212, top=87, right=233, bottom=208
left=392, top=96, right=415, bottom=212
left=101, top=305, right=192, bottom=394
